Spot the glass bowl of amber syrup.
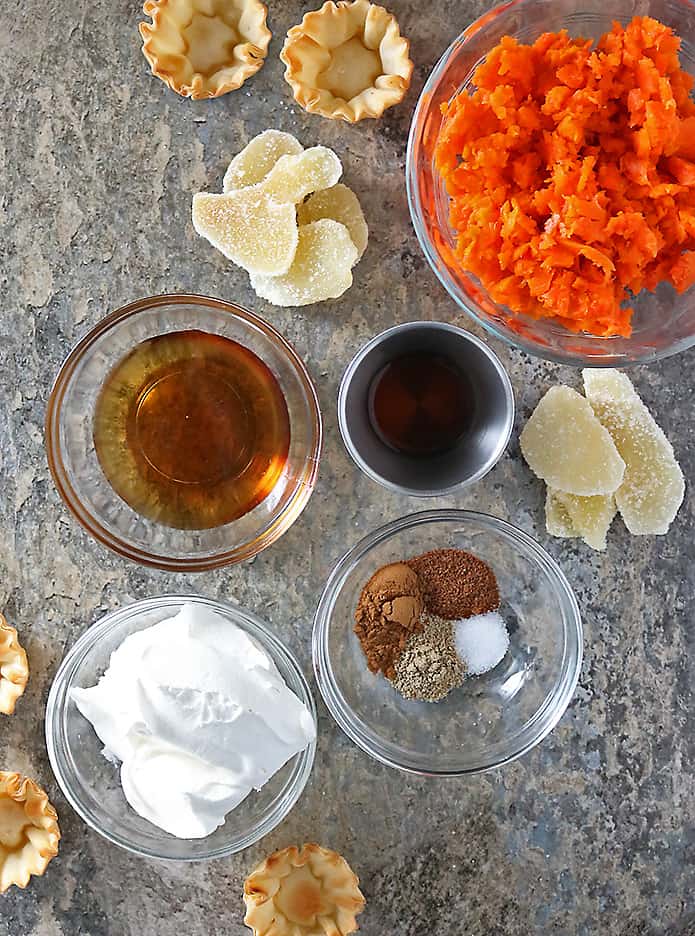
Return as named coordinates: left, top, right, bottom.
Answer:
left=46, top=295, right=322, bottom=570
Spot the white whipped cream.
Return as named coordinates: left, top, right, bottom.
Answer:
left=70, top=603, right=315, bottom=839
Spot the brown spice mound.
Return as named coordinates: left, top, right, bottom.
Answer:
left=354, top=562, right=424, bottom=678
left=407, top=548, right=499, bottom=619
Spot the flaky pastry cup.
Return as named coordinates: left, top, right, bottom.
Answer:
left=244, top=842, right=366, bottom=936
left=0, top=615, right=28, bottom=715
left=0, top=773, right=60, bottom=893
left=140, top=0, right=272, bottom=100
left=281, top=0, right=413, bottom=122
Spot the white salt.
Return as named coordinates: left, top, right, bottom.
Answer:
left=454, top=612, right=510, bottom=675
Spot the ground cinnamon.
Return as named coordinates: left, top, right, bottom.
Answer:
left=354, top=562, right=424, bottom=678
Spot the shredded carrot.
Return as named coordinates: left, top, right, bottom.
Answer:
left=434, top=16, right=695, bottom=337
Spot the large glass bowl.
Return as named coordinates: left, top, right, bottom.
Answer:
left=45, top=295, right=322, bottom=571
left=313, top=511, right=582, bottom=775
left=407, top=0, right=695, bottom=366
left=45, top=595, right=317, bottom=861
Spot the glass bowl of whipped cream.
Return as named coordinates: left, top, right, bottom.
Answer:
left=46, top=596, right=317, bottom=860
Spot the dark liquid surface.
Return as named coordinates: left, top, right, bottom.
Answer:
left=93, top=330, right=290, bottom=530
left=368, top=352, right=475, bottom=456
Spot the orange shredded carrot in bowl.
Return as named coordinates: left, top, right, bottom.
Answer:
left=434, top=16, right=695, bottom=337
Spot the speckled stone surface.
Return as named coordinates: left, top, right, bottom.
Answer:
left=1, top=1, right=694, bottom=933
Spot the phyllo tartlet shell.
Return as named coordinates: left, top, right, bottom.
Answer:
left=281, top=0, right=413, bottom=122
left=140, top=0, right=272, bottom=99
left=0, top=772, right=60, bottom=893
left=244, top=842, right=366, bottom=935
left=0, top=616, right=28, bottom=715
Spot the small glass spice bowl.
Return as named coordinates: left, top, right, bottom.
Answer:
left=46, top=595, right=317, bottom=861
left=313, top=510, right=582, bottom=776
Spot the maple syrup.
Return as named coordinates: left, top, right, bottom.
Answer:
left=367, top=352, right=475, bottom=456
left=93, top=330, right=290, bottom=530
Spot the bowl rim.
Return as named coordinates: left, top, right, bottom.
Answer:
left=45, top=594, right=318, bottom=862
left=44, top=293, right=323, bottom=571
left=405, top=0, right=695, bottom=367
left=337, top=321, right=515, bottom=496
left=313, top=509, right=583, bottom=777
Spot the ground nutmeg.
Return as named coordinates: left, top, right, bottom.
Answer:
left=407, top=548, right=499, bottom=619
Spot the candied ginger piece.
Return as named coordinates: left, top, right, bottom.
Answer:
left=520, top=386, right=625, bottom=496
left=297, top=183, right=368, bottom=259
left=251, top=219, right=358, bottom=306
left=553, top=490, right=617, bottom=551
left=545, top=489, right=579, bottom=539
left=192, top=190, right=298, bottom=276
left=583, top=369, right=685, bottom=535
left=260, top=146, right=342, bottom=204
left=223, top=130, right=304, bottom=192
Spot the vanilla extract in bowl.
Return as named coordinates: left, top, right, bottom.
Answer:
left=368, top=352, right=475, bottom=456
left=338, top=321, right=515, bottom=495
left=93, top=330, right=290, bottom=530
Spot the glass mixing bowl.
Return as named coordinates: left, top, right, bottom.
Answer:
left=313, top=511, right=582, bottom=775
left=45, top=295, right=322, bottom=571
left=46, top=595, right=317, bottom=861
left=407, top=0, right=695, bottom=366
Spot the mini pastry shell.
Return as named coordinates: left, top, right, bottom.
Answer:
left=0, top=773, right=60, bottom=893
left=281, top=0, right=413, bottom=123
left=0, top=615, right=28, bottom=715
left=140, top=0, right=272, bottom=100
left=244, top=842, right=365, bottom=936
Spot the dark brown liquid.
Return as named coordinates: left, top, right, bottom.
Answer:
left=93, top=330, right=290, bottom=530
left=368, top=352, right=475, bottom=456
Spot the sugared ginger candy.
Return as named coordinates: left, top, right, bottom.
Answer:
left=223, top=129, right=304, bottom=192
left=251, top=219, right=358, bottom=307
left=297, top=183, right=368, bottom=260
left=551, top=490, right=617, bottom=551
left=259, top=146, right=342, bottom=204
left=520, top=386, right=625, bottom=496
left=583, top=369, right=684, bottom=535
left=192, top=129, right=368, bottom=306
left=545, top=489, right=578, bottom=539
left=192, top=189, right=298, bottom=276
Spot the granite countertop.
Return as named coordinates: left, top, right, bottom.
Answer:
left=1, top=1, right=694, bottom=933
